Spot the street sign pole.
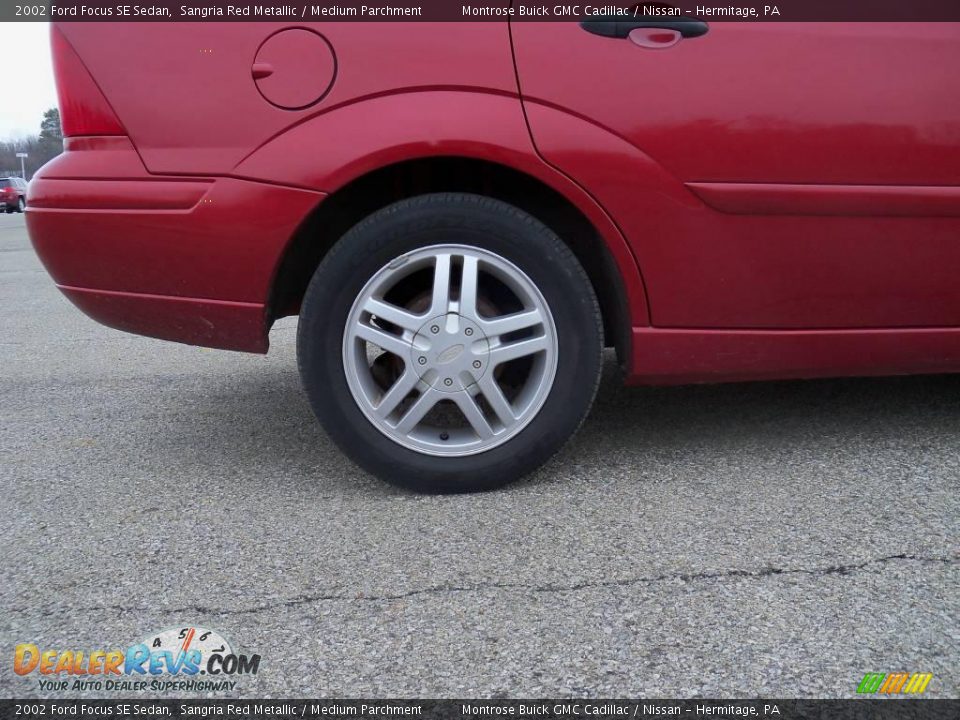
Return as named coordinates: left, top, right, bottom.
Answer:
left=15, top=152, right=28, bottom=179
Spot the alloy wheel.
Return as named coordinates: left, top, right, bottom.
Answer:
left=342, top=244, right=558, bottom=456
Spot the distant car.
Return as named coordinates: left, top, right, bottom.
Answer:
left=26, top=21, right=960, bottom=493
left=1, top=177, right=26, bottom=213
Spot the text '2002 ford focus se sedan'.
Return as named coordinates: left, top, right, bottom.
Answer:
left=27, top=19, right=960, bottom=492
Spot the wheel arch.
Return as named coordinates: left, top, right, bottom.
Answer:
left=268, top=155, right=634, bottom=366
left=233, top=90, right=650, bottom=363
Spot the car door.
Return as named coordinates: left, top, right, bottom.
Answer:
left=512, top=19, right=960, bottom=328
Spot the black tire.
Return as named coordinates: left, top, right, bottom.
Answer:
left=16, top=197, right=25, bottom=213
left=297, top=193, right=603, bottom=493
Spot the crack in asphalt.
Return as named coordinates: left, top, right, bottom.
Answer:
left=13, top=553, right=956, bottom=619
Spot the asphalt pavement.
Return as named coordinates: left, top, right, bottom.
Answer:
left=1, top=211, right=957, bottom=698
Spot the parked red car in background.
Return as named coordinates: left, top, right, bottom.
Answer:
left=27, top=20, right=960, bottom=492
left=2, top=177, right=27, bottom=213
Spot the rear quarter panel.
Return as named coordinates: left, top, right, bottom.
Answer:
left=58, top=22, right=519, bottom=175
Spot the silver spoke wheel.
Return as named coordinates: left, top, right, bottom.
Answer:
left=342, top=244, right=558, bottom=457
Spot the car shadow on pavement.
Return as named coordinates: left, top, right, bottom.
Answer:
left=149, top=351, right=960, bottom=494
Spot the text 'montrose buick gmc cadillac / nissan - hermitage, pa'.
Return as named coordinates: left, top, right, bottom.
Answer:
left=27, top=18, right=960, bottom=491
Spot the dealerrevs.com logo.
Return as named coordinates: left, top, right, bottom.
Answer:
left=14, top=626, right=261, bottom=693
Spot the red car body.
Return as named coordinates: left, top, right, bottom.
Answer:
left=28, top=21, right=960, bottom=385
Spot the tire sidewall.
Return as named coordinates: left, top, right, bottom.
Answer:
left=298, top=194, right=601, bottom=492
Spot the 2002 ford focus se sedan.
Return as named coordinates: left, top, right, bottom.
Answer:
left=27, top=19, right=960, bottom=492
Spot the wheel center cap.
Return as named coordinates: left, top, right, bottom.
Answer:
left=410, top=313, right=490, bottom=393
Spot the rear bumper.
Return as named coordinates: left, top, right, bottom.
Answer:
left=57, top=285, right=266, bottom=353
left=26, top=137, right=323, bottom=352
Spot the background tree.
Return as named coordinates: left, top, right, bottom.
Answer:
left=39, top=108, right=62, bottom=144
left=0, top=107, right=64, bottom=179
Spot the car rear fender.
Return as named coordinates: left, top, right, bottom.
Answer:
left=231, top=89, right=651, bottom=326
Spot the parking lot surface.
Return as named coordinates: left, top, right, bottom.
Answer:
left=2, top=212, right=957, bottom=698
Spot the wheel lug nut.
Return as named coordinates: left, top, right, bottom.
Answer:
left=473, top=360, right=482, bottom=369
left=430, top=325, right=439, bottom=334
left=444, top=378, right=453, bottom=386
left=418, top=357, right=427, bottom=365
left=465, top=328, right=473, bottom=336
